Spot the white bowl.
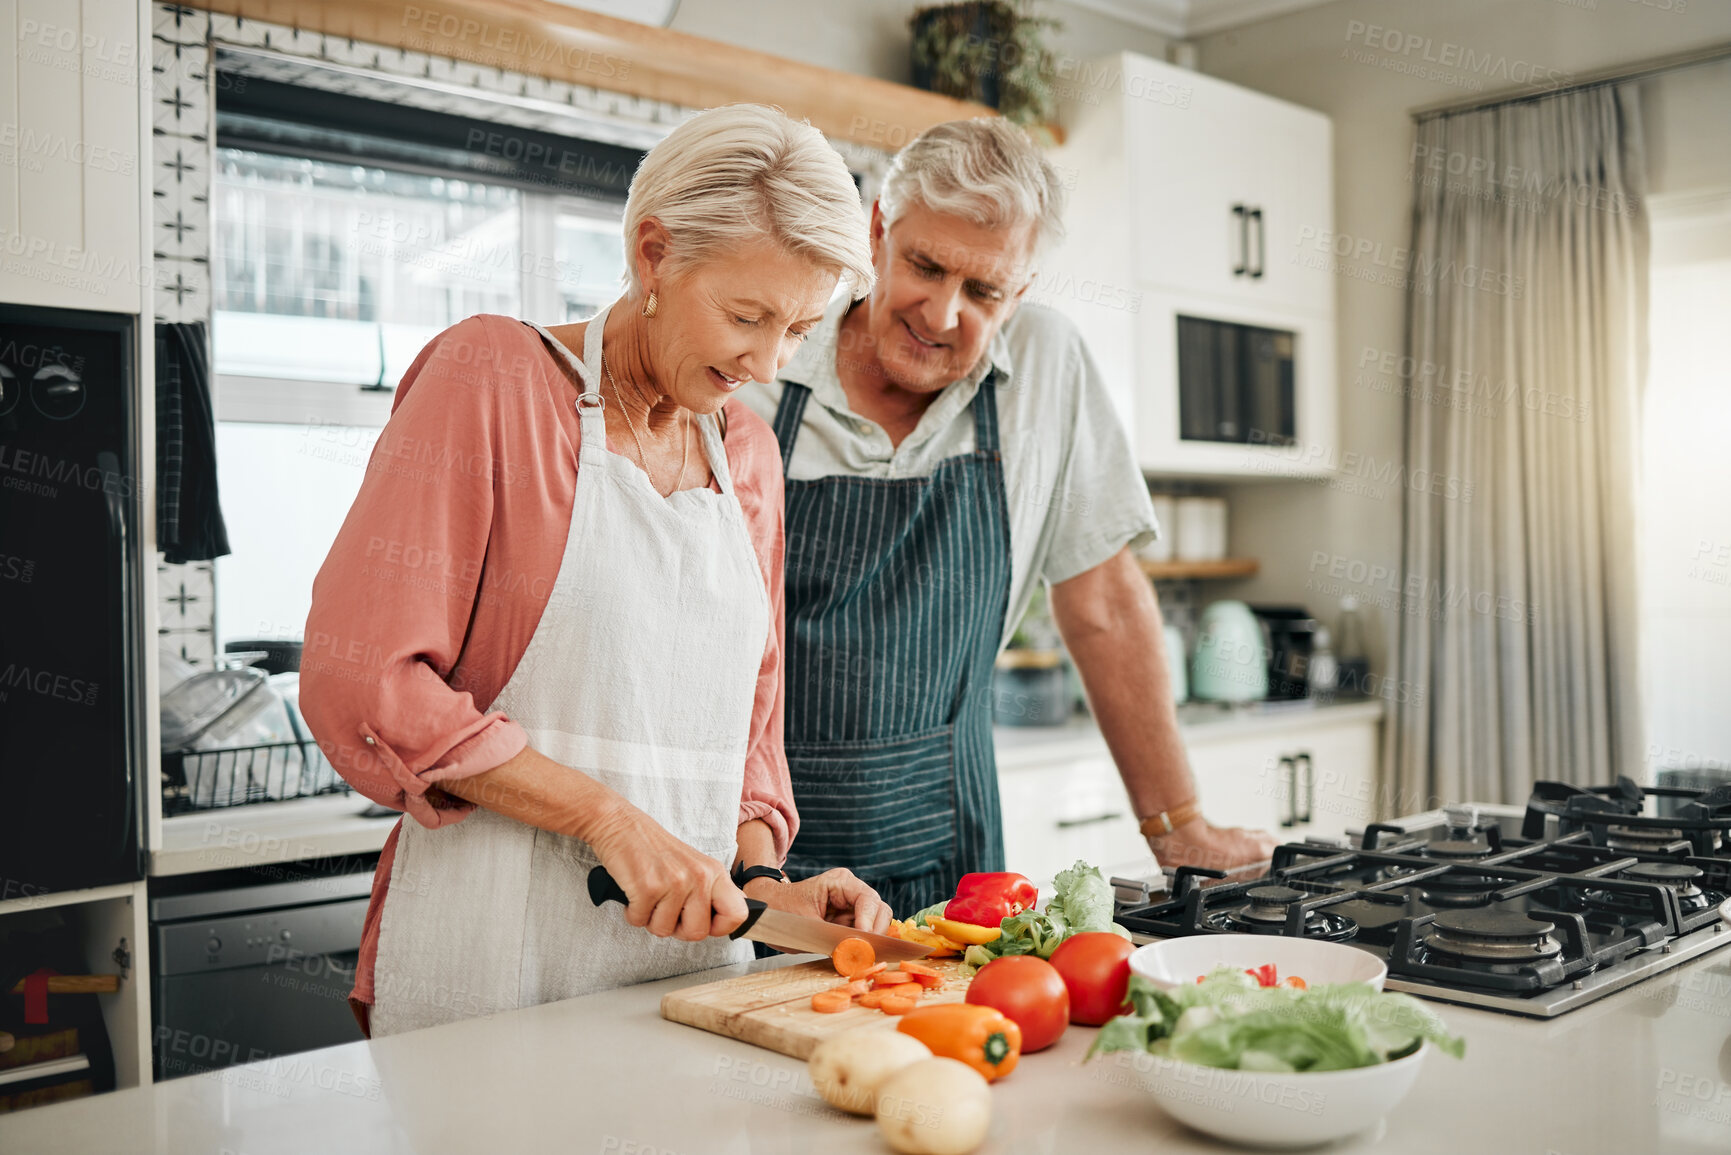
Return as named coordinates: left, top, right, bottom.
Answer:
left=1129, top=934, right=1388, bottom=993
left=1121, top=1043, right=1428, bottom=1148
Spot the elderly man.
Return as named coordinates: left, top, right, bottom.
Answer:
left=741, top=118, right=1276, bottom=914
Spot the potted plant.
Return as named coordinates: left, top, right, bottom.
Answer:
left=909, top=1, right=1059, bottom=129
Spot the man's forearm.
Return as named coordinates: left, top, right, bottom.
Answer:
left=1049, top=549, right=1197, bottom=822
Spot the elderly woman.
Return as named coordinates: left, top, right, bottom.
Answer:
left=301, top=105, right=885, bottom=1038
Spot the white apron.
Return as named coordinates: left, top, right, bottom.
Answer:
left=369, top=305, right=768, bottom=1036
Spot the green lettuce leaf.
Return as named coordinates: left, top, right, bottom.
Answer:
left=1044, top=860, right=1116, bottom=935
left=1083, top=970, right=1466, bottom=1070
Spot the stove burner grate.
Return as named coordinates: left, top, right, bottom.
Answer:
left=1201, top=884, right=1360, bottom=941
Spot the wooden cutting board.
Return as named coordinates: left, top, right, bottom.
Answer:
left=661, top=956, right=974, bottom=1060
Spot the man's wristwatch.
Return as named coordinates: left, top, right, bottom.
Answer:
left=732, top=863, right=789, bottom=888
left=1139, top=799, right=1203, bottom=840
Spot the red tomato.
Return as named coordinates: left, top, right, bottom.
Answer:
left=1048, top=933, right=1135, bottom=1026
left=965, top=955, right=1069, bottom=1052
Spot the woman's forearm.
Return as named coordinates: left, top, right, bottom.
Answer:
left=440, top=745, right=634, bottom=846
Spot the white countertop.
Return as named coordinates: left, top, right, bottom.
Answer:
left=6, top=935, right=1727, bottom=1154
left=150, top=793, right=401, bottom=876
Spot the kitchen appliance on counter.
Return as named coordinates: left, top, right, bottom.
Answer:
left=1115, top=777, right=1731, bottom=1017
left=1250, top=605, right=1320, bottom=700
left=149, top=857, right=374, bottom=1079
left=1189, top=600, right=1267, bottom=703
left=0, top=305, right=145, bottom=896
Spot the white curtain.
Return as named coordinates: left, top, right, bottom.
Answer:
left=1390, top=85, right=1648, bottom=810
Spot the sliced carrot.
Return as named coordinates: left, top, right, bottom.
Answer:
left=844, top=979, right=872, bottom=996
left=899, top=961, right=941, bottom=977
left=832, top=938, right=876, bottom=979
left=879, top=994, right=919, bottom=1016
left=872, top=971, right=914, bottom=987
left=856, top=989, right=888, bottom=1009
left=811, top=989, right=853, bottom=1013
left=906, top=972, right=944, bottom=990
left=859, top=962, right=888, bottom=978
left=873, top=982, right=921, bottom=999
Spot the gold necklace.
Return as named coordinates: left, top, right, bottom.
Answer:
left=603, top=352, right=688, bottom=497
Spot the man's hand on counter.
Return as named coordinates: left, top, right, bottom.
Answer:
left=742, top=869, right=893, bottom=941
left=1146, top=818, right=1278, bottom=875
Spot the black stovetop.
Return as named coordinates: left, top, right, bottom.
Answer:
left=1116, top=778, right=1731, bottom=1015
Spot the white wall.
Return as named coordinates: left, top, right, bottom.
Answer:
left=1188, top=0, right=1731, bottom=685
left=670, top=0, right=1172, bottom=84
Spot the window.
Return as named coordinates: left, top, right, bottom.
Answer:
left=211, top=148, right=628, bottom=424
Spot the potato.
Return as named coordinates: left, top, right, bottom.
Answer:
left=808, top=1027, right=933, bottom=1115
left=874, top=1057, right=993, bottom=1155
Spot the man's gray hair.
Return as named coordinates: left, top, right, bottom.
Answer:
left=877, top=118, right=1067, bottom=252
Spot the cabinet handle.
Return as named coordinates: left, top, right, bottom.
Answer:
left=1231, top=204, right=1247, bottom=276
left=1294, top=752, right=1314, bottom=824
left=1056, top=811, right=1125, bottom=829
left=1248, top=207, right=1265, bottom=279
left=1278, top=755, right=1298, bottom=827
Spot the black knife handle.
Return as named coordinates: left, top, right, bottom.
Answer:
left=586, top=865, right=767, bottom=939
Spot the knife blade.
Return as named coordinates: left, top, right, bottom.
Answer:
left=586, top=866, right=931, bottom=962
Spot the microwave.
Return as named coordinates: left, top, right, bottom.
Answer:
left=1175, top=315, right=1297, bottom=447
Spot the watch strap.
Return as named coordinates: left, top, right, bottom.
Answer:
left=1139, top=799, right=1203, bottom=839
left=732, top=863, right=788, bottom=888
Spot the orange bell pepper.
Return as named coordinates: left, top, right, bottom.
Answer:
left=895, top=1003, right=1022, bottom=1082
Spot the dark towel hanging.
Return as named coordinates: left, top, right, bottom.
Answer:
left=155, top=321, right=230, bottom=564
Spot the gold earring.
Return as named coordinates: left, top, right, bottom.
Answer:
left=642, top=290, right=658, bottom=319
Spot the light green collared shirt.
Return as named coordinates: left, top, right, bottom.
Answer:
left=740, top=297, right=1159, bottom=650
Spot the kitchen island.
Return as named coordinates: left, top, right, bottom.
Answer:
left=4, top=943, right=1728, bottom=1154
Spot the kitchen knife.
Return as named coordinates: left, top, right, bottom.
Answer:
left=586, top=866, right=931, bottom=963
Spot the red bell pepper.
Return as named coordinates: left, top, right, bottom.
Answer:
left=1246, top=964, right=1279, bottom=988
left=943, top=873, right=1039, bottom=927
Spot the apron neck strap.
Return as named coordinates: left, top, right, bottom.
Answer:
left=770, top=372, right=1003, bottom=477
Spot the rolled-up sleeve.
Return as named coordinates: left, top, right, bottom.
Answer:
left=301, top=316, right=530, bottom=829
left=725, top=400, right=799, bottom=864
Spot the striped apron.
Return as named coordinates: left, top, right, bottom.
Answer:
left=771, top=379, right=1013, bottom=915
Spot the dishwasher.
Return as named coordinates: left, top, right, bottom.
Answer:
left=149, top=856, right=375, bottom=1079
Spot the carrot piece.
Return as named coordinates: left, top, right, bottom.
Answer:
left=859, top=963, right=888, bottom=978
left=879, top=994, right=919, bottom=1015
left=907, top=972, right=944, bottom=990
left=899, top=961, right=941, bottom=977
left=873, top=981, right=921, bottom=997
left=831, top=938, right=876, bottom=979
left=856, top=989, right=888, bottom=1009
left=873, top=971, right=914, bottom=987
left=811, top=989, right=853, bottom=1013
left=844, top=979, right=871, bottom=996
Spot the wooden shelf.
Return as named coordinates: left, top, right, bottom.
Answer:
left=192, top=0, right=995, bottom=148
left=1138, top=558, right=1259, bottom=580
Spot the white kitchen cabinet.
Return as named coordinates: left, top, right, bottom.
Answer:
left=995, top=703, right=1382, bottom=881
left=1184, top=709, right=1381, bottom=840
left=998, top=751, right=1152, bottom=886
left=0, top=0, right=149, bottom=313
left=1043, top=52, right=1335, bottom=477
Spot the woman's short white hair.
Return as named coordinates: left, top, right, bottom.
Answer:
left=623, top=104, right=874, bottom=298
left=877, top=118, right=1066, bottom=253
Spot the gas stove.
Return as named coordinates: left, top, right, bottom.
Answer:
left=1114, top=777, right=1731, bottom=1017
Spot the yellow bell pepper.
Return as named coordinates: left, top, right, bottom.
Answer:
left=929, top=916, right=1006, bottom=946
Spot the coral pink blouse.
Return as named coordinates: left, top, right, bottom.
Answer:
left=300, top=314, right=794, bottom=1010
